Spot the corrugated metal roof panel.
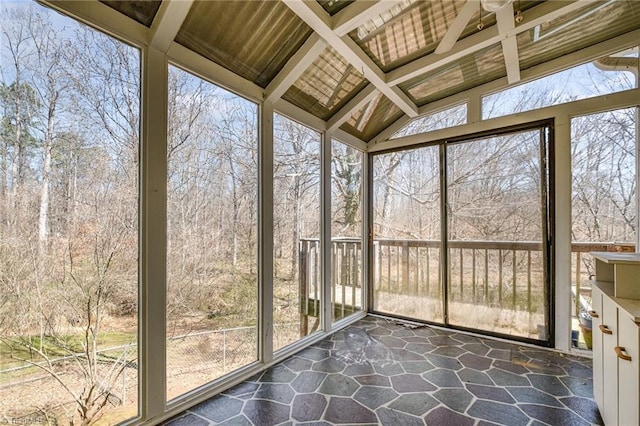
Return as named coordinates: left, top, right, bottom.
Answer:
left=340, top=93, right=404, bottom=141
left=100, top=0, right=162, bottom=27
left=349, top=0, right=494, bottom=73
left=399, top=43, right=505, bottom=106
left=282, top=46, right=367, bottom=120
left=318, top=0, right=355, bottom=16
left=517, top=0, right=640, bottom=71
left=176, top=1, right=312, bottom=88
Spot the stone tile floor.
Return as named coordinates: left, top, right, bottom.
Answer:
left=166, top=316, right=602, bottom=425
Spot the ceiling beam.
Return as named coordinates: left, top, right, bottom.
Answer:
left=435, top=0, right=479, bottom=55
left=495, top=3, right=520, bottom=84
left=283, top=0, right=418, bottom=118
left=332, top=0, right=404, bottom=36
left=149, top=0, right=194, bottom=52
left=265, top=33, right=326, bottom=103
left=39, top=0, right=149, bottom=46
left=501, top=36, right=521, bottom=84
left=387, top=0, right=600, bottom=86
left=327, top=84, right=378, bottom=132
left=274, top=99, right=327, bottom=132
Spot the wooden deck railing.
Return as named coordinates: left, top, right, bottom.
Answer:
left=299, top=238, right=634, bottom=317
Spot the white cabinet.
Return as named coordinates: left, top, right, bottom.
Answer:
left=601, top=294, right=618, bottom=426
left=590, top=252, right=640, bottom=426
left=591, top=285, right=603, bottom=413
left=617, top=313, right=639, bottom=426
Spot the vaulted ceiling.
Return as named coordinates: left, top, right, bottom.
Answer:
left=90, top=0, right=640, bottom=143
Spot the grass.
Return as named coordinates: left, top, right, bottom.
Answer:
left=0, top=330, right=137, bottom=371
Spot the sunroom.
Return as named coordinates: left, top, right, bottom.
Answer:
left=0, top=0, right=639, bottom=424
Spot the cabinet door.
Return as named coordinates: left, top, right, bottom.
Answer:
left=602, top=296, right=618, bottom=426
left=617, top=313, right=639, bottom=426
left=591, top=286, right=604, bottom=411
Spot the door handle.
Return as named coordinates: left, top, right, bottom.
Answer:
left=615, top=346, right=632, bottom=361
left=588, top=310, right=599, bottom=318
left=599, top=324, right=613, bottom=335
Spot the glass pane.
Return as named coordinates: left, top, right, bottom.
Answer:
left=273, top=115, right=321, bottom=352
left=331, top=141, right=364, bottom=322
left=167, top=66, right=258, bottom=400
left=571, top=108, right=637, bottom=350
left=447, top=130, right=548, bottom=340
left=483, top=47, right=638, bottom=119
left=372, top=147, right=443, bottom=323
left=0, top=4, right=139, bottom=424
left=392, top=104, right=467, bottom=138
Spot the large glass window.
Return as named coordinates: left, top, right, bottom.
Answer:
left=331, top=141, right=364, bottom=322
left=166, top=66, right=258, bottom=400
left=272, top=115, right=321, bottom=352
left=483, top=47, right=638, bottom=120
left=571, top=108, right=637, bottom=350
left=0, top=4, right=139, bottom=424
left=392, top=103, right=467, bottom=139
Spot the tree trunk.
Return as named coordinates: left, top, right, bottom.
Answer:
left=38, top=91, right=58, bottom=252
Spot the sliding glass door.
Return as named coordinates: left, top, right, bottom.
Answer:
left=372, top=146, right=444, bottom=323
left=446, top=129, right=551, bottom=341
left=371, top=122, right=553, bottom=345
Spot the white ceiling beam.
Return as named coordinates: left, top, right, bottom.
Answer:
left=496, top=5, right=520, bottom=84
left=327, top=84, right=378, bottom=132
left=387, top=0, right=600, bottom=86
left=283, top=0, right=419, bottom=118
left=274, top=99, right=328, bottom=132
left=39, top=0, right=150, bottom=46
left=332, top=0, right=404, bottom=36
left=502, top=36, right=521, bottom=84
left=435, top=0, right=479, bottom=55
left=265, top=33, right=326, bottom=103
left=333, top=128, right=369, bottom=152
left=149, top=0, right=194, bottom=52
left=495, top=3, right=520, bottom=84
